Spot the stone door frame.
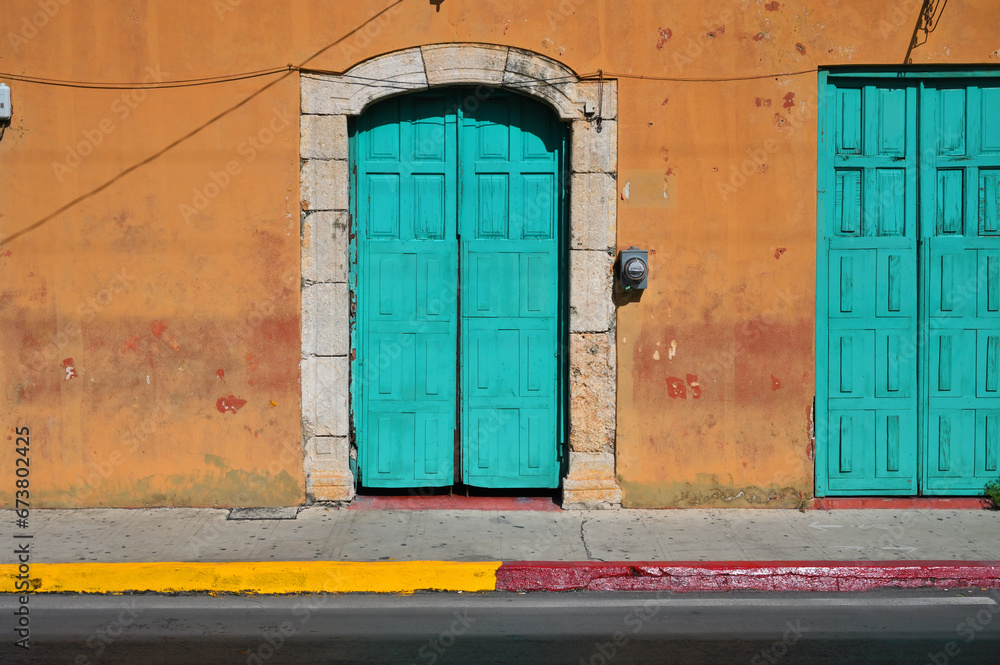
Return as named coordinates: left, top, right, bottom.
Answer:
left=299, top=43, right=620, bottom=508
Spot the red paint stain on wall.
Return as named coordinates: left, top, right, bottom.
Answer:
left=121, top=335, right=139, bottom=353
left=782, top=92, right=796, bottom=109
left=765, top=1, right=780, bottom=11
left=150, top=320, right=180, bottom=351
left=752, top=32, right=766, bottom=42
left=661, top=97, right=669, bottom=106
left=656, top=27, right=672, bottom=50
left=666, top=375, right=702, bottom=399
left=707, top=25, right=725, bottom=38
left=216, top=369, right=225, bottom=381
left=754, top=97, right=772, bottom=107
left=795, top=42, right=807, bottom=54
left=686, top=374, right=702, bottom=399
left=216, top=395, right=247, bottom=414
left=61, top=358, right=77, bottom=380
left=774, top=247, right=786, bottom=259
left=246, top=354, right=259, bottom=385
left=771, top=375, right=782, bottom=390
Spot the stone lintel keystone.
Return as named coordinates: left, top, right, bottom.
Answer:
left=422, top=44, right=509, bottom=87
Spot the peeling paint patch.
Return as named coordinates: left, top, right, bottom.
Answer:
left=653, top=349, right=660, bottom=361
left=621, top=182, right=630, bottom=200
left=782, top=92, right=796, bottom=109
left=216, top=368, right=225, bottom=381
left=666, top=374, right=702, bottom=399
left=795, top=42, right=807, bottom=55
left=216, top=394, right=247, bottom=414
left=686, top=374, right=702, bottom=399
left=656, top=27, right=672, bottom=50
left=61, top=358, right=77, bottom=381
left=668, top=339, right=677, bottom=360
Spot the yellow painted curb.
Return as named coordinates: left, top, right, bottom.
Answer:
left=0, top=561, right=501, bottom=594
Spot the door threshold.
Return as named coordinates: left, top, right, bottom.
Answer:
left=348, top=495, right=562, bottom=511
left=812, top=497, right=991, bottom=510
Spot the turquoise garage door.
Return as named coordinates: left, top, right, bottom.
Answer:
left=817, top=72, right=1000, bottom=495
left=351, top=88, right=566, bottom=490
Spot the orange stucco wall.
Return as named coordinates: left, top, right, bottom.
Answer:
left=1, top=0, right=997, bottom=507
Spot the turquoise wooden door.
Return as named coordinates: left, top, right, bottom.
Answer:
left=817, top=80, right=920, bottom=495
left=354, top=93, right=459, bottom=488
left=920, top=82, right=1000, bottom=493
left=818, top=73, right=1000, bottom=496
left=459, top=91, right=563, bottom=489
left=353, top=89, right=564, bottom=489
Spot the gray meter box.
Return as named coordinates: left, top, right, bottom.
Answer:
left=617, top=247, right=648, bottom=290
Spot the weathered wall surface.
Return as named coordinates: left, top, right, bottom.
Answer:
left=1, top=0, right=997, bottom=507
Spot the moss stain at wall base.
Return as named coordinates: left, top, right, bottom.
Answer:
left=620, top=478, right=812, bottom=509
left=5, top=468, right=304, bottom=508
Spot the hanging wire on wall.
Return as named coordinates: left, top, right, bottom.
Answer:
left=0, top=64, right=820, bottom=93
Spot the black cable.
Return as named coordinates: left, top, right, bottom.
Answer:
left=0, top=66, right=292, bottom=90
left=592, top=68, right=817, bottom=82
left=1, top=65, right=819, bottom=92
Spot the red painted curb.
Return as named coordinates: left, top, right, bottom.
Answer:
left=812, top=497, right=991, bottom=510
left=495, top=561, right=1000, bottom=592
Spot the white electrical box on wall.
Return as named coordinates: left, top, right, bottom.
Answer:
left=0, top=83, right=11, bottom=121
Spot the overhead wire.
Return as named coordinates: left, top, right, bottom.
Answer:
left=0, top=66, right=293, bottom=90
left=0, top=64, right=820, bottom=92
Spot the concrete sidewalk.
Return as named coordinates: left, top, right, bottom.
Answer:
left=8, top=505, right=1000, bottom=563
left=2, top=505, right=999, bottom=593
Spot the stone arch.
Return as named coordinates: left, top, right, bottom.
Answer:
left=299, top=43, right=620, bottom=508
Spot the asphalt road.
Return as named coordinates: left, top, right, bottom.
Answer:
left=2, top=590, right=999, bottom=664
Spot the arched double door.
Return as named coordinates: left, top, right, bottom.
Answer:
left=351, top=88, right=567, bottom=490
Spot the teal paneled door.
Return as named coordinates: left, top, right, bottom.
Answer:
left=459, top=92, right=562, bottom=488
left=817, top=82, right=920, bottom=495
left=353, top=89, right=564, bottom=489
left=818, top=73, right=1000, bottom=496
left=354, top=93, right=459, bottom=488
left=921, top=83, right=1000, bottom=493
